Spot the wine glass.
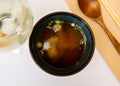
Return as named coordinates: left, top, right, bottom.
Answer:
left=0, top=0, right=33, bottom=51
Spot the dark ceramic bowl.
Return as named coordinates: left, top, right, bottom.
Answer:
left=29, top=12, right=95, bottom=76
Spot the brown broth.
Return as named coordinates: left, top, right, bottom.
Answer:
left=36, top=20, right=85, bottom=68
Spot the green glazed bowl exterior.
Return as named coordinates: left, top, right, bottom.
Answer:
left=29, top=12, right=95, bottom=76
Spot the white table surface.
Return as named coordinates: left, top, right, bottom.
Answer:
left=0, top=0, right=120, bottom=86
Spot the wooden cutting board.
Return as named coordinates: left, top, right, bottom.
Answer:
left=65, top=0, right=120, bottom=80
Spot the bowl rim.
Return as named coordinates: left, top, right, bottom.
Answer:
left=29, top=11, right=95, bottom=76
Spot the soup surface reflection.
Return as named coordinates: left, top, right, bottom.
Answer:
left=36, top=20, right=86, bottom=68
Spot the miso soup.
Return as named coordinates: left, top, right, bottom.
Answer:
left=36, top=20, right=86, bottom=68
